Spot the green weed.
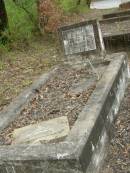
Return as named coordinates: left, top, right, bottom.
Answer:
left=22, top=79, right=32, bottom=87
left=0, top=61, right=4, bottom=71
left=4, top=0, right=38, bottom=43
left=0, top=44, right=8, bottom=57
left=57, top=0, right=89, bottom=13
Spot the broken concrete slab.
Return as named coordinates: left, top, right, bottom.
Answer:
left=12, top=116, right=70, bottom=145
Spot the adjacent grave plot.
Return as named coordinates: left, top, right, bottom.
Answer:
left=0, top=64, right=107, bottom=145
left=58, top=20, right=105, bottom=57
left=100, top=15, right=130, bottom=38
left=102, top=10, right=130, bottom=19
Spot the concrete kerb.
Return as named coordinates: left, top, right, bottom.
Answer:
left=0, top=53, right=129, bottom=173
left=102, top=10, right=130, bottom=19
left=0, top=66, right=59, bottom=131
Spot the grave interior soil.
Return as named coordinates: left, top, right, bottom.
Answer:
left=0, top=64, right=107, bottom=145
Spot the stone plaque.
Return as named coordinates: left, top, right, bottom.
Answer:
left=62, top=24, right=96, bottom=55
left=59, top=20, right=105, bottom=56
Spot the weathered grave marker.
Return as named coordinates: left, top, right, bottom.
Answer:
left=59, top=20, right=105, bottom=57
left=59, top=20, right=106, bottom=80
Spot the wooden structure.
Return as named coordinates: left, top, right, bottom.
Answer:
left=100, top=15, right=130, bottom=38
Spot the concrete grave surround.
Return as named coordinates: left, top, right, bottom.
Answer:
left=0, top=52, right=129, bottom=173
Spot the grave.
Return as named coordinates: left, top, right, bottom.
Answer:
left=0, top=19, right=129, bottom=173
left=12, top=116, right=70, bottom=145
left=102, top=9, right=130, bottom=19
left=100, top=14, right=130, bottom=53
left=100, top=15, right=130, bottom=38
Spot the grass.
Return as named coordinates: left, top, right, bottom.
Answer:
left=57, top=0, right=90, bottom=14
left=0, top=0, right=40, bottom=65
left=4, top=0, right=38, bottom=43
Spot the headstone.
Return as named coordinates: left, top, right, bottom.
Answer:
left=58, top=20, right=105, bottom=57
left=12, top=116, right=70, bottom=145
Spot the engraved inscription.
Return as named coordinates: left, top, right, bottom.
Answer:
left=62, top=24, right=96, bottom=55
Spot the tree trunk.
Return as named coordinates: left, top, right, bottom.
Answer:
left=77, top=0, right=91, bottom=7
left=0, top=0, right=8, bottom=32
left=77, top=0, right=81, bottom=5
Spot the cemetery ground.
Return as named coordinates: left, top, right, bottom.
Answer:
left=0, top=8, right=130, bottom=173
left=0, top=7, right=117, bottom=112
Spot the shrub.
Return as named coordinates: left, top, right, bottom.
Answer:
left=38, top=0, right=62, bottom=33
left=4, top=0, right=38, bottom=43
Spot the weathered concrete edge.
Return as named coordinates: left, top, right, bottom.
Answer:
left=102, top=9, right=130, bottom=19
left=0, top=66, right=59, bottom=131
left=100, top=15, right=130, bottom=24
left=78, top=52, right=129, bottom=173
left=0, top=53, right=128, bottom=173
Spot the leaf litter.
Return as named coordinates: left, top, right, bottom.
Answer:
left=0, top=65, right=101, bottom=145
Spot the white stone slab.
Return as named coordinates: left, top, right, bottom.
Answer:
left=12, top=116, right=70, bottom=145
left=90, top=0, right=122, bottom=9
